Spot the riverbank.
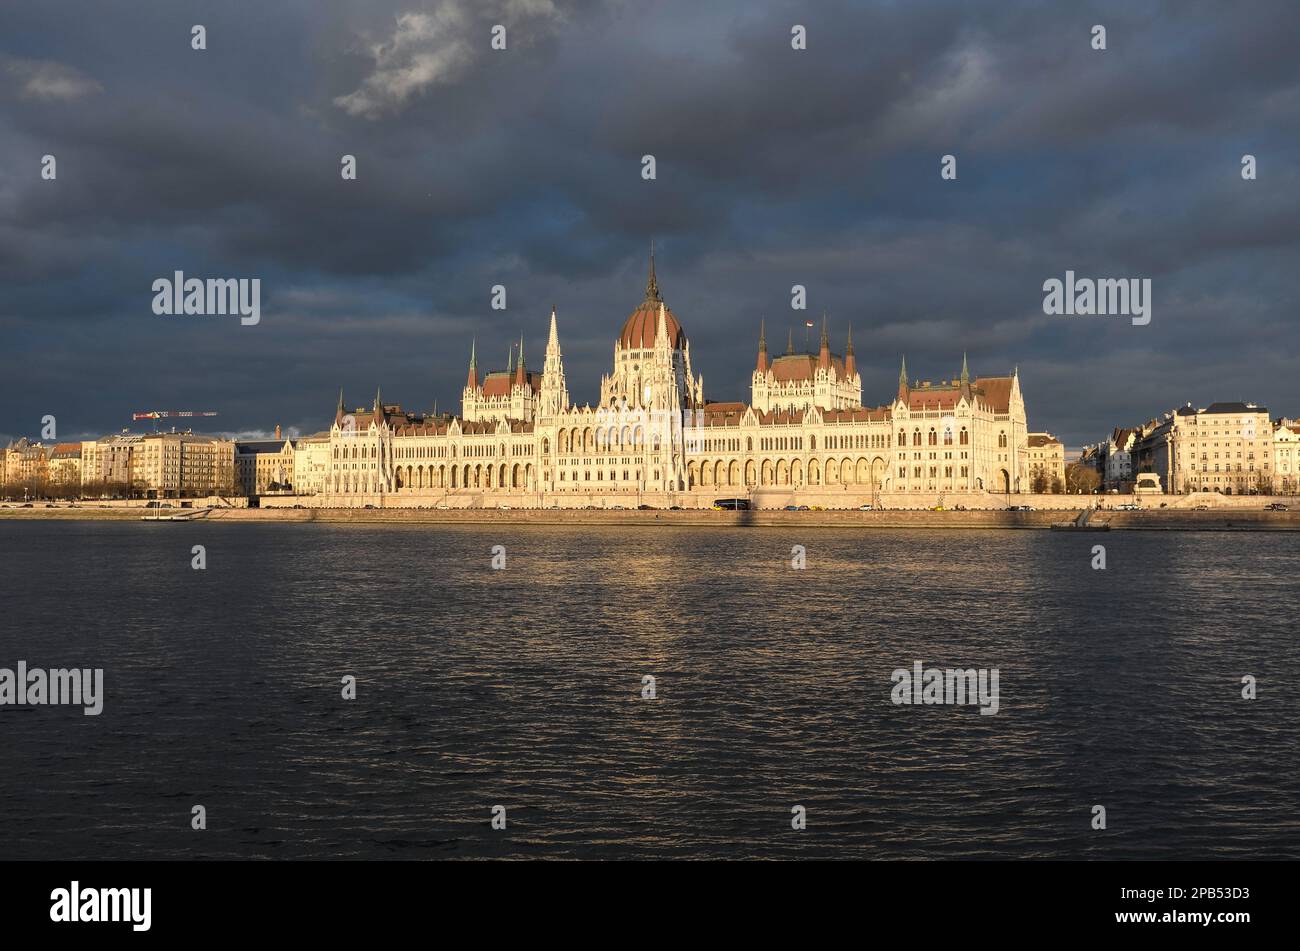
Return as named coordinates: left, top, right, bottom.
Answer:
left=3, top=505, right=1300, bottom=530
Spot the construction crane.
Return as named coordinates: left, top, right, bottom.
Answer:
left=131, top=411, right=219, bottom=421
left=131, top=411, right=220, bottom=432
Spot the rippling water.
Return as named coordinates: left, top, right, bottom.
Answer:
left=1, top=520, right=1297, bottom=860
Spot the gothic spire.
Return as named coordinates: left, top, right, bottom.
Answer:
left=756, top=319, right=769, bottom=374
left=786, top=327, right=794, bottom=355
left=645, top=240, right=661, bottom=302
left=960, top=351, right=969, bottom=385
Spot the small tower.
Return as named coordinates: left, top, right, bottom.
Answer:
left=540, top=307, right=569, bottom=417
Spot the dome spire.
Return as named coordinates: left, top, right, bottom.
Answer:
left=645, top=240, right=661, bottom=302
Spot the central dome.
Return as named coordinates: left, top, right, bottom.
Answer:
left=620, top=299, right=685, bottom=350
left=618, top=246, right=686, bottom=349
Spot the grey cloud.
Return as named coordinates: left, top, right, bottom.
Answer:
left=3, top=57, right=102, bottom=101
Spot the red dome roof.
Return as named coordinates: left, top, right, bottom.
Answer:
left=620, top=299, right=685, bottom=350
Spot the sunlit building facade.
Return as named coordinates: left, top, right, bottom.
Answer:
left=319, top=256, right=1030, bottom=507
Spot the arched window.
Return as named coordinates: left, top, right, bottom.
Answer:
left=928, top=428, right=937, bottom=446
left=998, top=431, right=1008, bottom=448
left=913, top=429, right=922, bottom=447
left=959, top=427, right=969, bottom=446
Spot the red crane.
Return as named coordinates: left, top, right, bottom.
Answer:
left=131, top=411, right=220, bottom=421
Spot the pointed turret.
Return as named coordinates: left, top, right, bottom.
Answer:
left=786, top=328, right=795, bottom=355
left=645, top=240, right=661, bottom=302
left=897, top=355, right=909, bottom=401
left=514, top=333, right=526, bottom=386
left=506, top=344, right=514, bottom=376
left=844, top=325, right=855, bottom=379
left=466, top=339, right=478, bottom=390
left=756, top=320, right=769, bottom=373
left=654, top=301, right=669, bottom=349
left=541, top=306, right=569, bottom=417
left=818, top=314, right=831, bottom=371
left=961, top=351, right=970, bottom=385
left=335, top=387, right=345, bottom=425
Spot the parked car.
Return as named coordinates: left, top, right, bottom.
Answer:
left=1192, top=504, right=1210, bottom=510
left=1266, top=502, right=1288, bottom=511
left=1116, top=502, right=1141, bottom=511
left=637, top=504, right=657, bottom=510
left=858, top=504, right=872, bottom=510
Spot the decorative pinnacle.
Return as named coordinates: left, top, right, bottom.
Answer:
left=645, top=240, right=661, bottom=302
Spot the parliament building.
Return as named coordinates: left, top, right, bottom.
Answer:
left=318, top=254, right=1030, bottom=507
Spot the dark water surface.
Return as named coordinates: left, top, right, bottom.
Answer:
left=1, top=520, right=1297, bottom=860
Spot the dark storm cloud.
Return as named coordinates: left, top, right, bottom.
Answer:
left=0, top=0, right=1298, bottom=445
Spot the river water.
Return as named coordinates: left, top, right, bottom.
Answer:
left=1, top=521, right=1296, bottom=859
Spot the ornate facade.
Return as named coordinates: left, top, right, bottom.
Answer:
left=319, top=254, right=1030, bottom=507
